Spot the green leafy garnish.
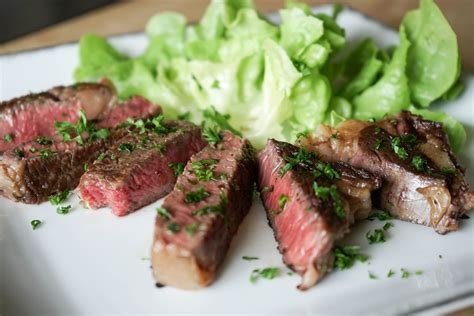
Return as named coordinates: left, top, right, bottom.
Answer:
left=242, top=256, right=259, bottom=261
left=185, top=222, right=200, bottom=236
left=203, top=107, right=242, bottom=137
left=367, top=211, right=392, bottom=221
left=36, top=136, right=53, bottom=145
left=31, top=220, right=42, bottom=230
left=368, top=271, right=378, bottom=280
left=3, top=134, right=13, bottom=142
left=415, top=270, right=423, bottom=275
left=334, top=245, right=368, bottom=269
left=383, top=222, right=394, bottom=231
left=48, top=191, right=70, bottom=205
left=373, top=139, right=382, bottom=150
left=156, top=207, right=172, bottom=220
left=250, top=267, right=281, bottom=283
left=97, top=152, right=106, bottom=161
left=168, top=162, right=185, bottom=177
left=313, top=182, right=345, bottom=219
left=184, top=188, right=210, bottom=203
left=391, top=137, right=408, bottom=160
left=118, top=142, right=135, bottom=153
left=55, top=110, right=110, bottom=145
left=155, top=144, right=166, bottom=155
left=14, top=148, right=25, bottom=158
left=387, top=269, right=395, bottom=278
left=441, top=167, right=455, bottom=174
left=278, top=194, right=289, bottom=209
left=192, top=205, right=223, bottom=217
left=167, top=222, right=181, bottom=234
left=203, top=125, right=223, bottom=145
left=411, top=155, right=427, bottom=172
left=366, top=229, right=386, bottom=244
left=401, top=268, right=410, bottom=279
left=57, top=205, right=72, bottom=215
left=191, top=159, right=219, bottom=181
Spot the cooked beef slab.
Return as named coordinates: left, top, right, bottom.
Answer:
left=79, top=120, right=206, bottom=216
left=299, top=111, right=474, bottom=234
left=151, top=131, right=256, bottom=289
left=0, top=83, right=115, bottom=152
left=258, top=139, right=380, bottom=290
left=0, top=96, right=159, bottom=204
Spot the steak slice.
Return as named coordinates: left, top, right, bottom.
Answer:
left=79, top=120, right=206, bottom=216
left=299, top=111, right=474, bottom=234
left=0, top=83, right=115, bottom=152
left=151, top=131, right=256, bottom=289
left=258, top=139, right=380, bottom=290
left=0, top=96, right=160, bottom=204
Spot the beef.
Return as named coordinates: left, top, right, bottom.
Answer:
left=258, top=139, right=380, bottom=290
left=299, top=111, right=474, bottom=234
left=79, top=120, right=206, bottom=216
left=0, top=83, right=115, bottom=152
left=0, top=96, right=160, bottom=204
left=151, top=131, right=256, bottom=289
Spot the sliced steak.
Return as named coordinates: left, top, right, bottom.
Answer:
left=0, top=97, right=160, bottom=204
left=299, top=111, right=473, bottom=234
left=151, top=131, right=256, bottom=289
left=79, top=120, right=206, bottom=216
left=258, top=139, right=380, bottom=290
left=0, top=83, right=115, bottom=152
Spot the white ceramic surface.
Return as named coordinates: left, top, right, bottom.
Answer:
left=0, top=6, right=473, bottom=315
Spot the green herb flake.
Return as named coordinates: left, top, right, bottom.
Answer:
left=366, top=229, right=386, bottom=244
left=97, top=153, right=106, bottom=161
left=56, top=205, right=72, bottom=215
left=250, top=267, right=281, bottom=283
left=278, top=194, right=289, bottom=209
left=177, top=112, right=191, bottom=120
left=368, top=271, right=378, bottom=280
left=156, top=207, right=172, bottom=220
left=167, top=222, right=181, bottom=234
left=83, top=163, right=89, bottom=172
left=373, top=139, right=383, bottom=150
left=14, top=148, right=25, bottom=158
left=203, top=125, right=223, bottom=145
left=387, top=269, right=395, bottom=278
left=367, top=211, right=393, bottom=221
left=48, top=190, right=70, bottom=205
left=3, top=134, right=13, bottom=142
left=313, top=182, right=345, bottom=219
left=185, top=222, right=200, bottom=236
left=242, top=256, right=259, bottom=261
left=31, top=219, right=42, bottom=230
left=374, top=127, right=381, bottom=134
left=192, top=205, right=223, bottom=217
left=168, top=162, right=185, bottom=177
left=411, top=155, right=427, bottom=172
left=401, top=268, right=410, bottom=279
left=39, top=149, right=55, bottom=159
left=155, top=144, right=166, bottom=155
left=383, top=222, right=394, bottom=231
left=184, top=188, right=210, bottom=204
left=36, top=136, right=53, bottom=145
left=415, top=270, right=423, bottom=275
left=118, top=142, right=135, bottom=153
left=191, top=159, right=219, bottom=182
left=331, top=133, right=338, bottom=139
left=334, top=245, right=368, bottom=270
left=401, top=134, right=417, bottom=144
left=55, top=109, right=110, bottom=145
left=391, top=137, right=408, bottom=160
left=202, top=106, right=242, bottom=136
left=441, top=167, right=455, bottom=174
left=211, top=80, right=220, bottom=89
left=110, top=154, right=117, bottom=161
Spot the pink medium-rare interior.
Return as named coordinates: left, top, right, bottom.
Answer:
left=0, top=100, right=81, bottom=152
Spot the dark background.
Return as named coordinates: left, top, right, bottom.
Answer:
left=0, top=0, right=117, bottom=43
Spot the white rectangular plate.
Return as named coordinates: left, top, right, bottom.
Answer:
left=0, top=5, right=473, bottom=315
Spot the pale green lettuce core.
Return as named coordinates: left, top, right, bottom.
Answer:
left=74, top=0, right=466, bottom=152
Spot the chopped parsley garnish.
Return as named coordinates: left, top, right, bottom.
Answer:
left=279, top=148, right=340, bottom=181
left=211, top=80, right=220, bottom=89
left=383, top=222, right=394, bottom=231
left=14, top=148, right=25, bottom=158
left=295, top=130, right=309, bottom=139
left=441, top=167, right=455, bottom=174
left=84, top=163, right=89, bottom=172
left=185, top=222, right=200, bottom=236
left=184, top=188, right=210, bottom=203
left=242, top=256, right=259, bottom=261
left=97, top=153, right=106, bottom=161
left=110, top=154, right=117, bottom=160
left=57, top=205, right=72, bottom=215
left=151, top=115, right=175, bottom=134
left=250, top=267, right=281, bottom=283
left=411, top=155, right=427, bottom=172
left=391, top=137, right=408, bottom=160
left=374, top=127, right=381, bottom=134
left=192, top=205, right=223, bottom=217
left=3, top=134, right=13, bottom=142
left=401, top=268, right=410, bottom=279
left=36, top=136, right=53, bottom=145
left=313, top=182, right=345, bottom=219
left=367, top=211, right=392, bottom=221
left=118, top=142, right=135, bottom=153
left=55, top=110, right=110, bottom=145
left=278, top=194, right=289, bottom=209
left=415, top=270, right=423, bottom=275
left=373, top=139, right=383, bottom=150
left=122, top=115, right=175, bottom=135
left=156, top=207, right=172, bottom=220
left=155, top=144, right=166, bottom=155
left=331, top=133, right=338, bottom=139
left=177, top=112, right=191, bottom=120
left=202, top=125, right=223, bottom=145
left=368, top=271, right=378, bottom=280
left=366, top=229, right=386, bottom=244
left=39, top=149, right=55, bottom=159
left=401, top=134, right=417, bottom=144
left=334, top=245, right=368, bottom=269
left=191, top=159, right=219, bottom=182
left=167, top=222, right=181, bottom=234
left=168, top=162, right=185, bottom=177
left=48, top=190, right=70, bottom=205
left=387, top=269, right=395, bottom=278
left=202, top=106, right=242, bottom=136
left=31, top=219, right=42, bottom=230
